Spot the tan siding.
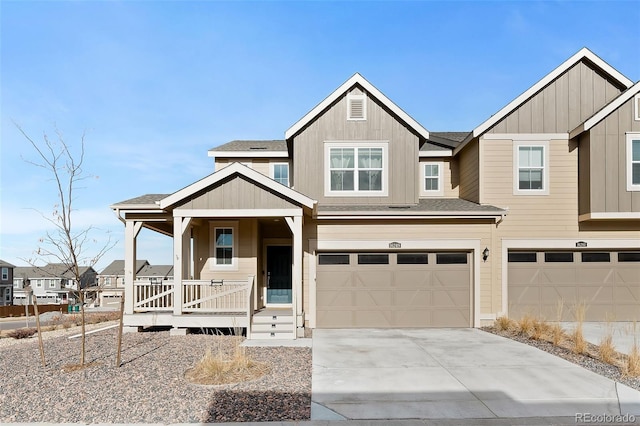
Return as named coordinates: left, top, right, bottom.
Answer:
left=175, top=175, right=298, bottom=210
left=458, top=141, right=479, bottom=203
left=482, top=136, right=640, bottom=319
left=292, top=90, right=420, bottom=205
left=588, top=96, right=640, bottom=213
left=487, top=61, right=625, bottom=134
left=418, top=158, right=459, bottom=198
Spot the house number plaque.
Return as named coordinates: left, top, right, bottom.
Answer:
left=389, top=242, right=401, bottom=249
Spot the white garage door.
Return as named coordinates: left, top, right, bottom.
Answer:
left=316, top=252, right=472, bottom=328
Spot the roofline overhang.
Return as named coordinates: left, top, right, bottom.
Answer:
left=419, top=151, right=453, bottom=158
left=285, top=72, right=429, bottom=141
left=207, top=151, right=289, bottom=159
left=455, top=48, right=634, bottom=155
left=316, top=210, right=507, bottom=220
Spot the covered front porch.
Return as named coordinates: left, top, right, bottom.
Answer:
left=111, top=163, right=316, bottom=339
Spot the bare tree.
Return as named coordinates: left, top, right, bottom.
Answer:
left=16, top=123, right=114, bottom=366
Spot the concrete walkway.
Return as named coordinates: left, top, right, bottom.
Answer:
left=312, top=328, right=640, bottom=421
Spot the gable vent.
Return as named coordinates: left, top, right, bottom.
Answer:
left=347, top=91, right=367, bottom=121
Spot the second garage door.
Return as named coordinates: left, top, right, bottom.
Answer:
left=316, top=252, right=471, bottom=328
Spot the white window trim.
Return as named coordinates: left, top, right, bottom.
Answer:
left=635, top=94, right=640, bottom=121
left=324, top=141, right=389, bottom=197
left=627, top=133, right=640, bottom=191
left=513, top=140, right=549, bottom=195
left=1, top=267, right=7, bottom=281
left=346, top=92, right=367, bottom=121
left=270, top=162, right=290, bottom=187
left=420, top=161, right=444, bottom=197
left=49, top=280, right=56, bottom=289
left=209, top=221, right=239, bottom=271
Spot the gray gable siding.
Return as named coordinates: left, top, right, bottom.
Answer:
left=292, top=88, right=420, bottom=206
left=586, top=95, right=640, bottom=214
left=174, top=174, right=300, bottom=210
left=488, top=61, right=625, bottom=134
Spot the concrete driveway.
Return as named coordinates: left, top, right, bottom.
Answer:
left=312, top=328, right=640, bottom=421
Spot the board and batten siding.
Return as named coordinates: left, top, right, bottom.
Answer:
left=585, top=96, right=640, bottom=213
left=174, top=175, right=299, bottom=210
left=458, top=141, right=480, bottom=203
left=488, top=61, right=624, bottom=134
left=292, top=89, right=420, bottom=205
left=307, top=220, right=497, bottom=318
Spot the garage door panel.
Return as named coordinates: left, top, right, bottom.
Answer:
left=317, top=251, right=471, bottom=328
left=509, top=250, right=640, bottom=322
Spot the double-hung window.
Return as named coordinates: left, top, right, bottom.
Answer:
left=1, top=267, right=7, bottom=281
left=628, top=133, right=640, bottom=191
left=420, top=162, right=443, bottom=196
left=514, top=141, right=549, bottom=195
left=271, top=163, right=289, bottom=187
left=210, top=222, right=238, bottom=270
left=325, top=142, right=388, bottom=196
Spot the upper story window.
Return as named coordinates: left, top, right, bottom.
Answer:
left=210, top=222, right=238, bottom=271
left=324, top=142, right=388, bottom=196
left=13, top=279, right=21, bottom=288
left=627, top=133, right=640, bottom=191
left=420, top=162, right=443, bottom=197
left=271, top=163, right=290, bottom=187
left=347, top=91, right=367, bottom=121
left=513, top=141, right=549, bottom=195
left=1, top=267, right=7, bottom=281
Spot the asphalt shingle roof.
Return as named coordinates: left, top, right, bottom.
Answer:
left=99, top=260, right=149, bottom=276
left=112, top=194, right=168, bottom=207
left=137, top=265, right=174, bottom=278
left=319, top=198, right=505, bottom=213
left=210, top=140, right=287, bottom=152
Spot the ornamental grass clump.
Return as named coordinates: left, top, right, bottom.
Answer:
left=570, top=302, right=587, bottom=355
left=185, top=338, right=270, bottom=385
left=7, top=327, right=37, bottom=339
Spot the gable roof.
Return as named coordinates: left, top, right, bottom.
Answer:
left=569, top=81, right=640, bottom=139
left=455, top=48, right=634, bottom=154
left=285, top=73, right=429, bottom=141
left=99, top=260, right=149, bottom=276
left=0, top=259, right=15, bottom=268
left=159, top=162, right=316, bottom=210
left=137, top=264, right=173, bottom=278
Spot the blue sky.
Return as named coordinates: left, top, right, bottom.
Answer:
left=1, top=1, right=639, bottom=272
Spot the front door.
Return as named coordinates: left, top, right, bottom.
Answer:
left=266, top=245, right=292, bottom=304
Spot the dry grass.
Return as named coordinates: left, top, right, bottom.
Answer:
left=7, top=327, right=37, bottom=339
left=516, top=315, right=535, bottom=337
left=185, top=338, right=270, bottom=386
left=61, top=361, right=102, bottom=373
left=495, top=316, right=514, bottom=332
left=623, top=345, right=640, bottom=377
left=598, top=333, right=618, bottom=365
left=569, top=302, right=587, bottom=354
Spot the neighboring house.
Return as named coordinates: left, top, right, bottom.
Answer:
left=136, top=264, right=174, bottom=283
left=96, top=260, right=149, bottom=307
left=0, top=260, right=15, bottom=306
left=111, top=48, right=640, bottom=339
left=13, top=263, right=97, bottom=305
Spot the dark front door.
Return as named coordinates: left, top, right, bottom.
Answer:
left=266, top=245, right=292, bottom=304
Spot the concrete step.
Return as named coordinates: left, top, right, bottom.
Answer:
left=252, top=315, right=294, bottom=325
left=249, top=330, right=296, bottom=339
left=251, top=322, right=294, bottom=333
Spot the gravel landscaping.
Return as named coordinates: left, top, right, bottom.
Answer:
left=0, top=324, right=311, bottom=423
left=483, top=326, right=640, bottom=391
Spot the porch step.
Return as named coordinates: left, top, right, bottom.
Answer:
left=249, top=308, right=295, bottom=339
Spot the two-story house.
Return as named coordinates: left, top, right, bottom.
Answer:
left=0, top=260, right=15, bottom=306
left=96, top=259, right=149, bottom=307
left=13, top=263, right=97, bottom=305
left=112, top=48, right=640, bottom=339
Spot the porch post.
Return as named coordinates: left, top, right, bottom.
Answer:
left=173, top=216, right=192, bottom=315
left=292, top=215, right=303, bottom=337
left=124, top=220, right=142, bottom=315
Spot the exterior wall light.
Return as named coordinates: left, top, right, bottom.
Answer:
left=482, top=247, right=490, bottom=262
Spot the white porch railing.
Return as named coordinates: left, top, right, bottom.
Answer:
left=134, top=280, right=174, bottom=311
left=182, top=278, right=252, bottom=313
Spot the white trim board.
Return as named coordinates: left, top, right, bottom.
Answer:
left=482, top=133, right=569, bottom=141
left=174, top=209, right=303, bottom=218
left=500, top=238, right=640, bottom=318
left=208, top=151, right=289, bottom=159
left=579, top=212, right=640, bottom=221
left=285, top=73, right=429, bottom=140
